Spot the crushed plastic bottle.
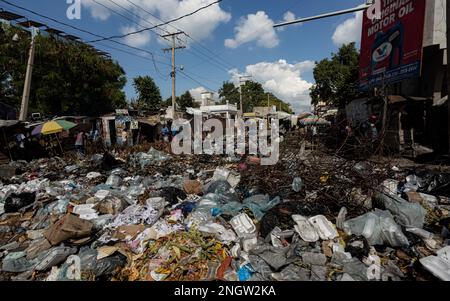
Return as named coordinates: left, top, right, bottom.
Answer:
left=292, top=177, right=303, bottom=192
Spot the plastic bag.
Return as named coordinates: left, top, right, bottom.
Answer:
left=4, top=192, right=36, bottom=213
left=211, top=167, right=241, bottom=188
left=220, top=195, right=280, bottom=221
left=375, top=193, right=426, bottom=228
left=1, top=251, right=37, bottom=273
left=78, top=247, right=127, bottom=278
left=205, top=180, right=239, bottom=204
left=105, top=175, right=122, bottom=187
left=109, top=204, right=162, bottom=228
left=343, top=209, right=409, bottom=247
left=35, top=246, right=77, bottom=271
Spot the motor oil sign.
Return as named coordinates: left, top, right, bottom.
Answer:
left=359, top=0, right=426, bottom=90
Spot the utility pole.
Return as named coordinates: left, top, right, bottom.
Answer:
left=238, top=75, right=252, bottom=116
left=162, top=32, right=185, bottom=118
left=19, top=27, right=38, bottom=121
left=273, top=1, right=374, bottom=28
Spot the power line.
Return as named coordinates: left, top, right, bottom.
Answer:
left=186, top=0, right=305, bottom=73
left=85, top=2, right=218, bottom=93
left=0, top=4, right=162, bottom=68
left=90, top=0, right=171, bottom=78
left=122, top=0, right=172, bottom=36
left=94, top=0, right=167, bottom=39
left=99, top=0, right=237, bottom=88
left=181, top=69, right=223, bottom=88
left=178, top=70, right=216, bottom=93
left=92, top=0, right=142, bottom=29
left=120, top=0, right=237, bottom=73
left=88, top=0, right=222, bottom=43
left=0, top=1, right=219, bottom=94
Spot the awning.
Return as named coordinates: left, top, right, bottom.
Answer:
left=137, top=117, right=160, bottom=126
left=388, top=95, right=431, bottom=104
left=0, top=120, right=20, bottom=128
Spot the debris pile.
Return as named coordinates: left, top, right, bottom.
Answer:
left=0, top=134, right=449, bottom=281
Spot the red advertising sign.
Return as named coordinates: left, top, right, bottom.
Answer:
left=359, top=0, right=426, bottom=90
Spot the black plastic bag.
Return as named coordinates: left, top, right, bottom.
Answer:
left=4, top=192, right=36, bottom=213
left=160, top=187, right=187, bottom=205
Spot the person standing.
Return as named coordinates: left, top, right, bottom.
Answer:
left=75, top=131, right=85, bottom=155
left=121, top=129, right=129, bottom=148
left=15, top=132, right=26, bottom=160
left=161, top=124, right=169, bottom=142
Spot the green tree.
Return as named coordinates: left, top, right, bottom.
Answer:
left=218, top=80, right=293, bottom=113
left=310, top=42, right=364, bottom=108
left=218, top=81, right=240, bottom=105
left=178, top=91, right=199, bottom=109
left=132, top=75, right=162, bottom=110
left=0, top=26, right=127, bottom=116
left=265, top=92, right=293, bottom=114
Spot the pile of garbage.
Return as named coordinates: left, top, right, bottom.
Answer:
left=0, top=138, right=449, bottom=281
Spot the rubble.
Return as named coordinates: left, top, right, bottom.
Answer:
left=0, top=132, right=449, bottom=282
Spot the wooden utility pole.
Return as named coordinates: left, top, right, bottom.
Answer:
left=19, top=27, right=38, bottom=121
left=238, top=75, right=252, bottom=116
left=162, top=32, right=186, bottom=116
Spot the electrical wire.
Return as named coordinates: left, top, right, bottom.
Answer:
left=0, top=0, right=171, bottom=72
left=88, top=0, right=222, bottom=43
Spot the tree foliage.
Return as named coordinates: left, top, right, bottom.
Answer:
left=310, top=42, right=364, bottom=108
left=178, top=91, right=199, bottom=109
left=132, top=75, right=162, bottom=110
left=218, top=81, right=240, bottom=105
left=218, top=81, right=292, bottom=113
left=0, top=26, right=127, bottom=117
left=163, top=91, right=200, bottom=110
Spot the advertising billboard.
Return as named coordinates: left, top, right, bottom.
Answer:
left=359, top=0, right=426, bottom=90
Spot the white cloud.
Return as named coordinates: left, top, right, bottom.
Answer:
left=332, top=7, right=363, bottom=46
left=82, top=0, right=231, bottom=45
left=277, top=11, right=300, bottom=32
left=189, top=87, right=219, bottom=103
left=225, top=11, right=279, bottom=49
left=82, top=1, right=111, bottom=21
left=229, top=59, right=315, bottom=113
left=189, top=86, right=207, bottom=102
left=283, top=11, right=296, bottom=23
left=120, top=25, right=151, bottom=47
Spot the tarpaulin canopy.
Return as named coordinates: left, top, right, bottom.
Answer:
left=31, top=120, right=77, bottom=136
left=300, top=116, right=331, bottom=126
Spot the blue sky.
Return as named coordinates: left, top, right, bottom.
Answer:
left=1, top=0, right=365, bottom=112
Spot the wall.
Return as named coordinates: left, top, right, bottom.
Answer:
left=423, top=0, right=446, bottom=49
left=345, top=98, right=372, bottom=126
left=382, top=0, right=447, bottom=102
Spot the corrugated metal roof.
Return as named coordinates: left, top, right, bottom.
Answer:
left=0, top=120, right=20, bottom=128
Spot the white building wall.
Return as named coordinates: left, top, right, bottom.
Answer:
left=423, top=0, right=446, bottom=50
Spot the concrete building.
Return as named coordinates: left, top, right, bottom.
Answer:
left=200, top=92, right=215, bottom=107
left=385, top=0, right=447, bottom=103
left=346, top=0, right=448, bottom=156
